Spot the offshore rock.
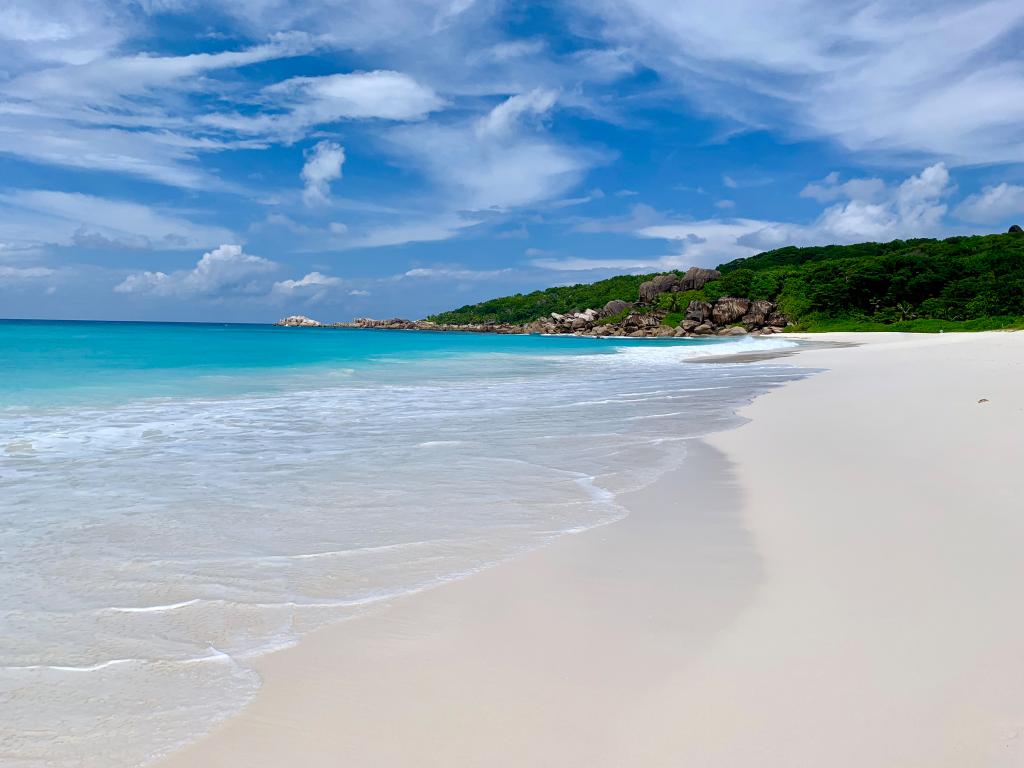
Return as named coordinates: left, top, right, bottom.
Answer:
left=275, top=315, right=321, bottom=327
left=718, top=326, right=748, bottom=336
left=1009, top=224, right=1023, bottom=234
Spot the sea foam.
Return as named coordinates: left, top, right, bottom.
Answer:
left=0, top=322, right=808, bottom=767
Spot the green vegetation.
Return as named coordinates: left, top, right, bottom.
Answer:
left=427, top=273, right=670, bottom=325
left=665, top=232, right=1024, bottom=331
left=430, top=232, right=1024, bottom=332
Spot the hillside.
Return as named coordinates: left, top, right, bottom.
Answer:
left=427, top=273, right=667, bottom=325
left=429, top=232, right=1024, bottom=332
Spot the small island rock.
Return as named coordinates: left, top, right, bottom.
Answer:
left=276, top=315, right=322, bottom=327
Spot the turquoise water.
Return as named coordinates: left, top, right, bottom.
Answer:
left=1, top=319, right=756, bottom=407
left=0, top=320, right=805, bottom=767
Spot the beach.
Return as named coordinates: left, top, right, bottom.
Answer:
left=157, top=331, right=1024, bottom=767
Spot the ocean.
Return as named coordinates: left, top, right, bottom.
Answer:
left=0, top=320, right=806, bottom=766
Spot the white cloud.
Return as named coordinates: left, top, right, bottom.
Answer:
left=115, top=244, right=277, bottom=297
left=347, top=215, right=482, bottom=249
left=575, top=0, right=1024, bottom=164
left=269, top=70, right=444, bottom=122
left=0, top=190, right=235, bottom=250
left=475, top=88, right=558, bottom=138
left=0, top=36, right=314, bottom=187
left=383, top=89, right=598, bottom=212
left=0, top=265, right=56, bottom=280
left=801, top=172, right=886, bottom=204
left=203, top=70, right=446, bottom=142
left=272, top=271, right=343, bottom=295
left=3, top=37, right=310, bottom=105
left=349, top=288, right=370, bottom=296
left=402, top=266, right=513, bottom=280
left=530, top=256, right=670, bottom=271
left=0, top=0, right=125, bottom=65
left=302, top=141, right=346, bottom=206
left=633, top=163, right=958, bottom=266
left=955, top=183, right=1024, bottom=224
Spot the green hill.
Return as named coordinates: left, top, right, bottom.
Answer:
left=429, top=232, right=1024, bottom=332
left=427, top=273, right=668, bottom=325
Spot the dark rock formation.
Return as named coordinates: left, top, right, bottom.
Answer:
left=711, top=297, right=750, bottom=325
left=685, top=300, right=713, bottom=323
left=1010, top=224, right=1023, bottom=234
left=679, top=266, right=722, bottom=291
left=602, top=299, right=631, bottom=316
left=280, top=294, right=789, bottom=339
left=638, top=273, right=681, bottom=303
left=742, top=299, right=774, bottom=326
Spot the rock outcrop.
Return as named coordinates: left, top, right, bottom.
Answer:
left=638, top=273, right=681, bottom=304
left=275, top=315, right=322, bottom=327
left=602, top=299, right=631, bottom=316
left=685, top=300, right=713, bottom=323
left=1010, top=224, right=1023, bottom=234
left=637, top=267, right=722, bottom=305
left=711, top=297, right=750, bottom=325
left=277, top=262, right=778, bottom=339
left=679, top=266, right=722, bottom=291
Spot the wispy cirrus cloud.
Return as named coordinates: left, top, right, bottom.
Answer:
left=0, top=190, right=236, bottom=250
left=574, top=0, right=1024, bottom=164
left=383, top=89, right=602, bottom=212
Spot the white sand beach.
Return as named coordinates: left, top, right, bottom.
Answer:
left=159, top=331, right=1024, bottom=767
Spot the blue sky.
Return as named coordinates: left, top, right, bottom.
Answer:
left=1, top=0, right=1023, bottom=322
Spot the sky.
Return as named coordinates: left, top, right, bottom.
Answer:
left=1, top=0, right=1023, bottom=322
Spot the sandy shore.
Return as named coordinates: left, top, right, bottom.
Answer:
left=159, top=332, right=1024, bottom=767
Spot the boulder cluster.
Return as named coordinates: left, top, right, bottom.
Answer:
left=275, top=315, right=322, bottom=327
left=516, top=296, right=787, bottom=337
left=275, top=267, right=791, bottom=338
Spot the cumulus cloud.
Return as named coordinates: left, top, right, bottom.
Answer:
left=272, top=271, right=343, bottom=295
left=634, top=163, right=957, bottom=265
left=955, top=183, right=1024, bottom=224
left=301, top=141, right=346, bottom=206
left=801, top=172, right=886, bottom=204
left=115, top=244, right=277, bottom=297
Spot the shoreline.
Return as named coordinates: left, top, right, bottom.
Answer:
left=158, top=331, right=1024, bottom=767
